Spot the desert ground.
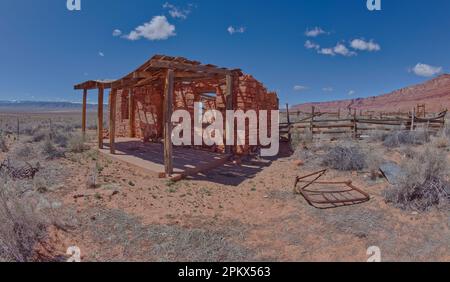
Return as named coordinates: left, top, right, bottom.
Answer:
left=0, top=111, right=449, bottom=262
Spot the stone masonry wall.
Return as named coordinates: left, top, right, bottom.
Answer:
left=112, top=73, right=278, bottom=155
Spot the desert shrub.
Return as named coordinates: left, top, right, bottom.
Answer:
left=52, top=131, right=69, bottom=148
left=11, top=143, right=34, bottom=160
left=383, top=130, right=429, bottom=148
left=322, top=142, right=367, bottom=171
left=0, top=180, right=49, bottom=261
left=68, top=134, right=88, bottom=153
left=384, top=146, right=450, bottom=211
left=0, top=134, right=8, bottom=153
left=31, top=129, right=50, bottom=143
left=41, top=138, right=63, bottom=160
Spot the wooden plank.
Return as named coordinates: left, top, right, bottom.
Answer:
left=225, top=74, right=233, bottom=154
left=109, top=89, right=117, bottom=154
left=163, top=69, right=174, bottom=175
left=82, top=89, right=87, bottom=135
left=97, top=87, right=104, bottom=149
left=146, top=60, right=234, bottom=75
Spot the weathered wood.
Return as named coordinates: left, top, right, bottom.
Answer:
left=410, top=107, right=415, bottom=131
left=128, top=89, right=135, bottom=138
left=286, top=103, right=291, bottom=142
left=82, top=89, right=87, bottom=135
left=146, top=60, right=233, bottom=75
left=163, top=69, right=174, bottom=175
left=97, top=87, right=104, bottom=149
left=225, top=74, right=234, bottom=154
left=109, top=89, right=117, bottom=154
left=310, top=106, right=315, bottom=132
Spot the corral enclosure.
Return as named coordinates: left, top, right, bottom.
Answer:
left=280, top=104, right=447, bottom=142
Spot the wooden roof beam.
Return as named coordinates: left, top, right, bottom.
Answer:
left=145, top=60, right=237, bottom=75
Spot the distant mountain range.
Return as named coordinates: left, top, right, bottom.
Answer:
left=292, top=74, right=450, bottom=113
left=0, top=100, right=100, bottom=112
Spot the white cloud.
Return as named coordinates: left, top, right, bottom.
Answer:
left=322, top=87, right=334, bottom=92
left=98, top=51, right=105, bottom=57
left=305, top=40, right=320, bottom=50
left=318, top=48, right=335, bottom=56
left=293, top=85, right=309, bottom=91
left=348, top=90, right=356, bottom=96
left=333, top=43, right=357, bottom=57
left=123, top=16, right=176, bottom=41
left=112, top=29, right=122, bottom=37
left=305, top=27, right=328, bottom=37
left=163, top=2, right=193, bottom=19
left=227, top=26, right=245, bottom=35
left=350, top=39, right=381, bottom=52
left=315, top=43, right=356, bottom=57
left=410, top=63, right=442, bottom=77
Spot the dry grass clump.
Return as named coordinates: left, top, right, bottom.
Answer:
left=322, top=142, right=367, bottom=171
left=384, top=146, right=450, bottom=211
left=383, top=129, right=429, bottom=148
left=68, top=134, right=89, bottom=153
left=431, top=135, right=449, bottom=148
left=41, top=138, right=64, bottom=160
left=0, top=180, right=49, bottom=261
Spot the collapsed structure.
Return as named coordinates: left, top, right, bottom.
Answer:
left=74, top=55, right=278, bottom=175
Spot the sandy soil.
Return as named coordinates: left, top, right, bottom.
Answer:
left=31, top=139, right=450, bottom=262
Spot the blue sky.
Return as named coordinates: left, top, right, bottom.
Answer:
left=0, top=0, right=449, bottom=105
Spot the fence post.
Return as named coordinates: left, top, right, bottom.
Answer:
left=353, top=112, right=357, bottom=139
left=410, top=107, right=415, bottom=131
left=286, top=103, right=291, bottom=142
left=310, top=106, right=315, bottom=135
left=337, top=108, right=341, bottom=119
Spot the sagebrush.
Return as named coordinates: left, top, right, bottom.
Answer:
left=0, top=180, right=49, bottom=261
left=322, top=143, right=367, bottom=171
left=384, top=146, right=450, bottom=211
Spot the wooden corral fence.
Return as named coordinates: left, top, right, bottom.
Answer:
left=280, top=104, right=447, bottom=141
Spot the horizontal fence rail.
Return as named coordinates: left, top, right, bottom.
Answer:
left=280, top=104, right=447, bottom=141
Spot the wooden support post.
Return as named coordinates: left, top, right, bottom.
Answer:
left=128, top=89, right=135, bottom=138
left=163, top=69, right=174, bottom=175
left=82, top=89, right=87, bottom=136
left=109, top=89, right=117, bottom=154
left=310, top=106, right=315, bottom=134
left=338, top=108, right=341, bottom=119
left=286, top=103, right=291, bottom=142
left=353, top=112, right=358, bottom=139
left=97, top=87, right=104, bottom=149
left=410, top=107, right=415, bottom=131
left=225, top=74, right=234, bottom=154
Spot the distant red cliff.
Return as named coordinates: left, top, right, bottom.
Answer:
left=292, top=74, right=450, bottom=113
